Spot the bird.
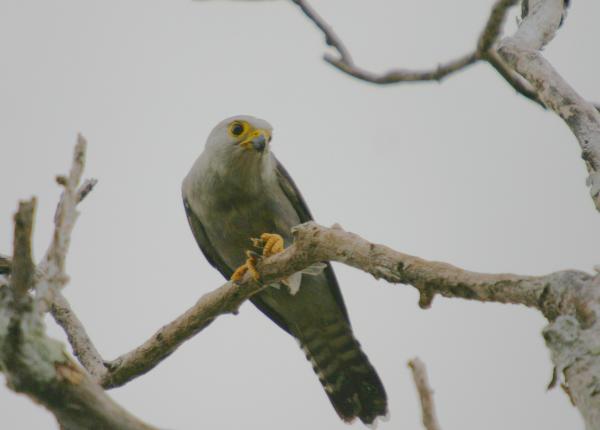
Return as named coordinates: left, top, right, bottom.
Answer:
left=182, top=115, right=387, bottom=425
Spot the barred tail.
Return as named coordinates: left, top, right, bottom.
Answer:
left=298, top=320, right=388, bottom=425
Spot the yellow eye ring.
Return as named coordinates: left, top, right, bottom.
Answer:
left=229, top=121, right=245, bottom=137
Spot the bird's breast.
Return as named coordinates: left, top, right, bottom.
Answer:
left=197, top=176, right=298, bottom=268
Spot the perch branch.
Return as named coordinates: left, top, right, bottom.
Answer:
left=100, top=277, right=266, bottom=388
left=409, top=358, right=442, bottom=430
left=93, top=221, right=589, bottom=390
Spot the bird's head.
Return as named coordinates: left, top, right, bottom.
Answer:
left=205, top=115, right=273, bottom=160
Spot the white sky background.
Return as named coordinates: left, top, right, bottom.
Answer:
left=1, top=0, right=599, bottom=429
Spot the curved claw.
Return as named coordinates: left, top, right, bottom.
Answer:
left=260, top=233, right=284, bottom=257
left=231, top=250, right=260, bottom=282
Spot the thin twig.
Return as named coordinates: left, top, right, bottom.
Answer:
left=0, top=179, right=95, bottom=278
left=293, top=0, right=512, bottom=85
left=43, top=139, right=106, bottom=377
left=46, top=134, right=87, bottom=275
left=291, top=0, right=600, bottom=110
left=477, top=0, right=519, bottom=53
left=76, top=178, right=98, bottom=203
left=325, top=53, right=478, bottom=85
left=36, top=135, right=88, bottom=312
left=290, top=0, right=352, bottom=65
left=408, top=358, right=442, bottom=430
left=10, top=199, right=37, bottom=309
left=51, top=292, right=107, bottom=380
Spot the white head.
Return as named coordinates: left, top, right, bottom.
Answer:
left=205, top=115, right=273, bottom=157
left=187, top=115, right=276, bottom=189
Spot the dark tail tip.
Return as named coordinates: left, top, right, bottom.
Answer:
left=303, top=338, right=387, bottom=425
left=326, top=356, right=388, bottom=425
left=299, top=321, right=388, bottom=425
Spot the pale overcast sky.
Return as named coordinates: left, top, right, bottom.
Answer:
left=1, top=1, right=599, bottom=429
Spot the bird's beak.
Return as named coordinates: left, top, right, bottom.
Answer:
left=240, top=129, right=271, bottom=153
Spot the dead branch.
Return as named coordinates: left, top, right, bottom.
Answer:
left=3, top=139, right=600, bottom=428
left=291, top=0, right=600, bottom=114
left=9, top=199, right=36, bottom=310
left=100, top=276, right=265, bottom=388
left=0, top=139, right=159, bottom=430
left=408, top=358, right=442, bottom=430
left=51, top=291, right=106, bottom=380
left=497, top=0, right=600, bottom=211
left=77, top=221, right=590, bottom=393
left=294, top=0, right=509, bottom=85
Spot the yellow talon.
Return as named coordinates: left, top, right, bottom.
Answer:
left=231, top=264, right=248, bottom=282
left=231, top=250, right=260, bottom=282
left=260, top=233, right=284, bottom=257
left=231, top=234, right=284, bottom=282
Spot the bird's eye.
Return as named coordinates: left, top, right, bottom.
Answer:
left=230, top=122, right=244, bottom=137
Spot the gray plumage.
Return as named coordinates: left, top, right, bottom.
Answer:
left=182, top=115, right=387, bottom=425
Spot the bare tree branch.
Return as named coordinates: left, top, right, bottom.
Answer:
left=3, top=140, right=600, bottom=428
left=51, top=291, right=106, bottom=380
left=290, top=0, right=600, bottom=114
left=484, top=50, right=545, bottom=108
left=38, top=134, right=87, bottom=286
left=290, top=0, right=352, bottom=65
left=497, top=0, right=600, bottom=210
left=408, top=358, right=442, bottom=430
left=294, top=0, right=511, bottom=85
left=35, top=137, right=106, bottom=379
left=85, top=221, right=588, bottom=391
left=0, top=177, right=106, bottom=380
left=76, top=178, right=98, bottom=203
left=477, top=0, right=519, bottom=53
left=9, top=198, right=36, bottom=310
left=100, top=277, right=265, bottom=388
left=325, top=53, right=478, bottom=85
left=0, top=137, right=161, bottom=430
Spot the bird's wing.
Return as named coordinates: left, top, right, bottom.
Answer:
left=183, top=196, right=233, bottom=279
left=272, top=156, right=350, bottom=323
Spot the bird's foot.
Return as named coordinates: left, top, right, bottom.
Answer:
left=232, top=233, right=284, bottom=283
left=252, top=233, right=285, bottom=257
left=231, top=250, right=260, bottom=282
